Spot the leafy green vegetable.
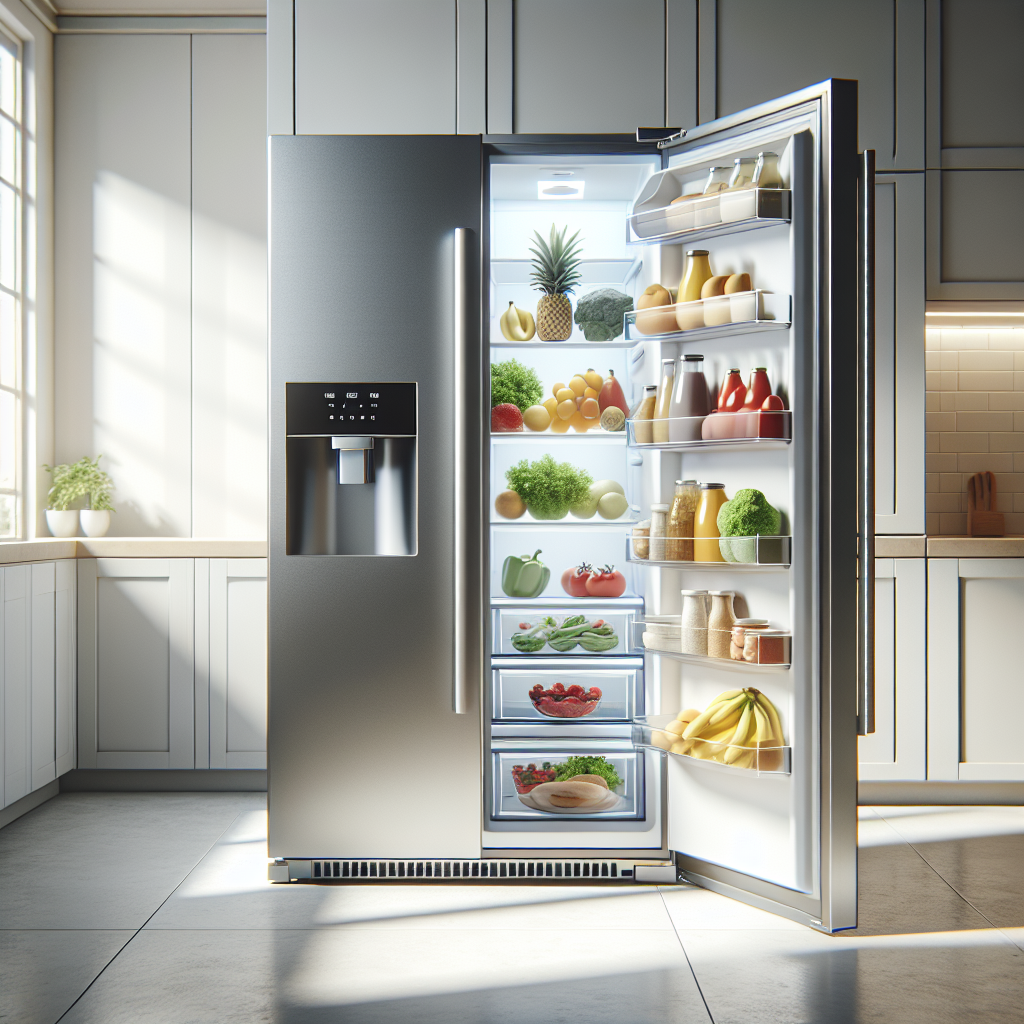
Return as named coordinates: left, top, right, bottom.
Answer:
left=717, top=488, right=781, bottom=563
left=553, top=755, right=623, bottom=789
left=573, top=288, right=634, bottom=341
left=505, top=455, right=593, bottom=521
left=490, top=358, right=543, bottom=410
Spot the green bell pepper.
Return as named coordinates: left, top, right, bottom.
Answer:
left=501, top=549, right=550, bottom=598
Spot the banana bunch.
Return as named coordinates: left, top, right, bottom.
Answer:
left=500, top=301, right=536, bottom=341
left=651, top=688, right=784, bottom=771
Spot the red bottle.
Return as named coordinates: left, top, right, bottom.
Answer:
left=741, top=368, right=772, bottom=411
left=718, top=368, right=745, bottom=411
left=757, top=394, right=788, bottom=439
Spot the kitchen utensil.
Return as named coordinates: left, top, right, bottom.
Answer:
left=967, top=471, right=1005, bottom=537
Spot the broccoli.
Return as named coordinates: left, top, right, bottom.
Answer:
left=573, top=288, right=634, bottom=341
left=553, top=755, right=623, bottom=789
left=717, top=488, right=781, bottom=563
left=490, top=358, right=543, bottom=410
left=505, top=455, right=593, bottom=521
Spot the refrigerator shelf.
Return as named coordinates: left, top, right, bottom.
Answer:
left=626, top=412, right=792, bottom=448
left=490, top=257, right=642, bottom=288
left=492, top=605, right=643, bottom=656
left=632, top=715, right=791, bottom=776
left=490, top=338, right=638, bottom=350
left=493, top=516, right=638, bottom=527
left=635, top=620, right=790, bottom=670
left=491, top=431, right=628, bottom=443
left=623, top=291, right=790, bottom=343
left=627, top=188, right=791, bottom=246
left=639, top=647, right=790, bottom=675
left=628, top=436, right=791, bottom=454
left=626, top=535, right=792, bottom=569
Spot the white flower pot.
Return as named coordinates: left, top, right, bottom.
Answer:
left=79, top=509, right=111, bottom=538
left=46, top=509, right=79, bottom=537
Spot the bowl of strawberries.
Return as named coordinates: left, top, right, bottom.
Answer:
left=529, top=682, right=603, bottom=719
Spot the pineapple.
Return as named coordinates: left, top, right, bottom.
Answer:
left=529, top=224, right=583, bottom=341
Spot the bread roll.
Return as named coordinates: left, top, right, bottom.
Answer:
left=701, top=275, right=730, bottom=298
left=531, top=781, right=608, bottom=808
left=724, top=273, right=751, bottom=294
left=567, top=773, right=609, bottom=789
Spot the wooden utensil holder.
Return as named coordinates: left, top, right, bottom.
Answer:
left=967, top=471, right=1005, bottom=537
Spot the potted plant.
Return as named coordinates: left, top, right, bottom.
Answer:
left=43, top=456, right=116, bottom=538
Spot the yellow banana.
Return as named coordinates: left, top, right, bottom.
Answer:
left=709, top=692, right=748, bottom=726
left=683, top=690, right=743, bottom=739
left=723, top=702, right=754, bottom=764
left=499, top=301, right=536, bottom=341
left=755, top=692, right=784, bottom=746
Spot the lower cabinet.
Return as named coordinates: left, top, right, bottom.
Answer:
left=858, top=558, right=927, bottom=781
left=928, top=558, right=1024, bottom=782
left=77, top=557, right=267, bottom=770
left=1, top=560, right=76, bottom=807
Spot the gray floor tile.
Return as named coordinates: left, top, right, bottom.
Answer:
left=62, top=927, right=711, bottom=1024
left=0, top=793, right=263, bottom=929
left=678, top=926, right=1024, bottom=1024
left=0, top=929, right=132, bottom=1024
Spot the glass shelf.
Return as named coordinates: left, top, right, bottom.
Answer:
left=626, top=535, right=792, bottom=569
left=623, top=291, right=790, bottom=343
left=491, top=338, right=639, bottom=350
left=626, top=412, right=792, bottom=448
left=635, top=620, right=790, bottom=669
left=490, top=257, right=642, bottom=288
left=492, top=515, right=637, bottom=527
left=632, top=715, right=791, bottom=776
left=627, top=188, right=791, bottom=246
left=490, top=430, right=628, bottom=443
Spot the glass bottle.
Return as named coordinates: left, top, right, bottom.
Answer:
left=677, top=250, right=713, bottom=331
left=666, top=480, right=700, bottom=561
left=717, top=368, right=745, bottom=411
left=633, top=384, right=657, bottom=444
left=669, top=355, right=710, bottom=442
left=707, top=591, right=736, bottom=659
left=701, top=166, right=732, bottom=194
left=753, top=151, right=782, bottom=189
left=653, top=359, right=675, bottom=443
left=726, top=157, right=757, bottom=190
left=649, top=503, right=670, bottom=561
left=680, top=589, right=709, bottom=656
left=694, top=483, right=728, bottom=562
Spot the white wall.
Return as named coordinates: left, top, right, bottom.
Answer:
left=54, top=25, right=267, bottom=539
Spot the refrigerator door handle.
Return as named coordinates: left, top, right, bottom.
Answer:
left=857, top=150, right=876, bottom=736
left=453, top=226, right=473, bottom=714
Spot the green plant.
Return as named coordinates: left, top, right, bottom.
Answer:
left=505, top=455, right=592, bottom=521
left=490, top=358, right=544, bottom=410
left=717, top=488, right=780, bottom=563
left=43, top=456, right=115, bottom=512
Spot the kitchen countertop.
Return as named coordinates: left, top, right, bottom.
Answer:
left=926, top=536, right=1024, bottom=558
left=0, top=538, right=268, bottom=564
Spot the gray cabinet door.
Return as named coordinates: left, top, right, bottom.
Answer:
left=30, top=563, right=56, bottom=791
left=55, top=560, right=76, bottom=778
left=712, top=0, right=924, bottom=170
left=294, top=0, right=457, bottom=133
left=77, top=559, right=195, bottom=770
left=2, top=565, right=31, bottom=805
left=511, top=0, right=666, bottom=133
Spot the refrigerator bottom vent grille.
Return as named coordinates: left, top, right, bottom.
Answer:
left=303, top=859, right=642, bottom=881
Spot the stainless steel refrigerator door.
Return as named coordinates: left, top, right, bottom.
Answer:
left=268, top=136, right=484, bottom=859
left=653, top=80, right=862, bottom=932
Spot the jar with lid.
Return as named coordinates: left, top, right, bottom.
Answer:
left=666, top=480, right=699, bottom=561
left=649, top=503, right=669, bottom=561
left=680, top=589, right=709, bottom=655
left=694, top=483, right=728, bottom=562
left=631, top=519, right=651, bottom=560
left=653, top=359, right=675, bottom=443
left=677, top=250, right=713, bottom=330
left=707, top=591, right=736, bottom=659
left=669, top=355, right=710, bottom=442
left=730, top=618, right=770, bottom=661
left=753, top=151, right=782, bottom=189
left=632, top=384, right=657, bottom=444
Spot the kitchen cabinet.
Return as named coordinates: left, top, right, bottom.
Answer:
left=858, top=559, right=926, bottom=781
left=77, top=559, right=196, bottom=770
left=30, top=564, right=56, bottom=791
left=925, top=0, right=1024, bottom=299
left=54, top=561, right=76, bottom=778
left=2, top=565, right=31, bottom=804
left=927, top=558, right=1024, bottom=782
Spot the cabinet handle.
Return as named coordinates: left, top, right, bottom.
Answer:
left=453, top=227, right=473, bottom=715
left=857, top=150, right=876, bottom=736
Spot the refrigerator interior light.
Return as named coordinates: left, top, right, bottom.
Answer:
left=538, top=180, right=585, bottom=200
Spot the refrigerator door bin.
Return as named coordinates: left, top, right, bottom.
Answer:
left=633, top=715, right=791, bottom=776
left=493, top=599, right=643, bottom=656
left=628, top=186, right=791, bottom=244
left=627, top=535, right=792, bottom=569
left=624, top=292, right=791, bottom=342
left=627, top=411, right=792, bottom=447
left=492, top=745, right=645, bottom=821
left=491, top=656, right=642, bottom=722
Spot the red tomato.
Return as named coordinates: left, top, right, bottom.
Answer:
left=561, top=564, right=592, bottom=597
left=585, top=565, right=626, bottom=598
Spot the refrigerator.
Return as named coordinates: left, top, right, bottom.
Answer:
left=267, top=78, right=875, bottom=933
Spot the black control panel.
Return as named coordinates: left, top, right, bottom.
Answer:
left=286, top=382, right=417, bottom=436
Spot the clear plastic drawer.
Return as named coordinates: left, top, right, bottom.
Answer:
left=492, top=599, right=643, bottom=656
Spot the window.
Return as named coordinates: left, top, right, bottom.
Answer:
left=0, top=26, right=22, bottom=537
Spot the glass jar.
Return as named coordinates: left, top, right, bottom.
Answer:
left=649, top=503, right=669, bottom=561
left=727, top=157, right=757, bottom=190
left=632, top=519, right=651, bottom=560
left=694, top=483, right=728, bottom=562
left=666, top=480, right=699, bottom=561
left=701, top=166, right=732, bottom=194
left=632, top=385, right=657, bottom=444
left=730, top=618, right=770, bottom=661
left=707, top=591, right=736, bottom=659
left=677, top=250, right=713, bottom=331
left=753, top=151, right=782, bottom=189
left=680, top=589, right=709, bottom=656
left=669, top=355, right=710, bottom=442
left=653, top=359, right=675, bottom=443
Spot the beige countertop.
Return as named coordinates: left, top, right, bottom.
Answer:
left=0, top=538, right=267, bottom=564
left=926, top=536, right=1024, bottom=558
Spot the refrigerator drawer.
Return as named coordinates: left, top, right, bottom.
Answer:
left=491, top=743, right=644, bottom=821
left=492, top=602, right=642, bottom=656
left=491, top=657, right=642, bottom=723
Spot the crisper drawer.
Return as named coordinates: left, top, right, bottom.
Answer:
left=491, top=741, right=644, bottom=821
left=492, top=599, right=643, bottom=656
left=491, top=657, right=642, bottom=723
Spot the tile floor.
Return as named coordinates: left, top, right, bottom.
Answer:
left=1, top=794, right=1021, bottom=1023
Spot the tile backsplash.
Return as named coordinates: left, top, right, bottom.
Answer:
left=925, top=328, right=1024, bottom=535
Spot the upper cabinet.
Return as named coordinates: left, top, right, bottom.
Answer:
left=926, top=0, right=1024, bottom=299
left=712, top=0, right=924, bottom=170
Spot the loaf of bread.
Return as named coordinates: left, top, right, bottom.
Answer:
left=566, top=774, right=609, bottom=789
left=531, top=781, right=608, bottom=808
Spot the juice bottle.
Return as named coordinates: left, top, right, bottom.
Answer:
left=676, top=250, right=713, bottom=331
left=694, top=483, right=728, bottom=562
left=666, top=480, right=700, bottom=561
left=669, top=354, right=710, bottom=442
left=632, top=384, right=657, bottom=444
left=653, top=358, right=675, bottom=443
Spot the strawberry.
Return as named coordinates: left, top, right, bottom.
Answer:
left=588, top=686, right=602, bottom=699
left=491, top=404, right=524, bottom=432
left=566, top=684, right=585, bottom=697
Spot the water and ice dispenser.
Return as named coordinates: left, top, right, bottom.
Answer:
left=285, top=382, right=417, bottom=555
